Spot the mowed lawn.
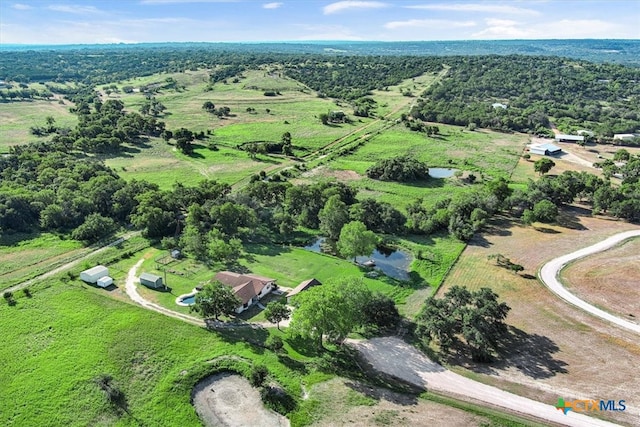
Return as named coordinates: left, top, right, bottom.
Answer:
left=0, top=99, right=77, bottom=152
left=438, top=211, right=640, bottom=426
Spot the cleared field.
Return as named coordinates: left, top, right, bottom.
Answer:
left=561, top=237, right=640, bottom=323
left=0, top=233, right=84, bottom=289
left=108, top=69, right=370, bottom=152
left=0, top=99, right=77, bottom=152
left=103, top=138, right=279, bottom=189
left=439, top=208, right=640, bottom=426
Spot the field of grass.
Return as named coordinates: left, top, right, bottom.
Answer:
left=0, top=98, right=77, bottom=152
left=107, top=69, right=370, bottom=153
left=0, top=274, right=333, bottom=427
left=437, top=211, right=640, bottom=425
left=0, top=233, right=84, bottom=289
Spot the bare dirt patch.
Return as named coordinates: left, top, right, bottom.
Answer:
left=439, top=208, right=640, bottom=425
left=309, top=378, right=488, bottom=427
left=561, top=237, right=640, bottom=323
left=192, top=372, right=289, bottom=427
left=302, top=165, right=362, bottom=181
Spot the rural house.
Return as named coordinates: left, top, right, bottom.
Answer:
left=287, top=278, right=322, bottom=303
left=213, top=271, right=276, bottom=313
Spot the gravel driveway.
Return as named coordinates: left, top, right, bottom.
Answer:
left=347, top=337, right=619, bottom=427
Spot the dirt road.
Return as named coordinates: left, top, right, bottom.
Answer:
left=348, top=337, right=619, bottom=427
left=539, top=229, right=640, bottom=334
left=5, top=231, right=140, bottom=294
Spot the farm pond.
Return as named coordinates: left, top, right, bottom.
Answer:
left=428, top=167, right=458, bottom=178
left=303, top=237, right=412, bottom=281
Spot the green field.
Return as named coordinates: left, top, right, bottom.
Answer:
left=0, top=233, right=84, bottom=289
left=0, top=99, right=78, bottom=152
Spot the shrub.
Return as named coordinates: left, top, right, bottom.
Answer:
left=265, top=335, right=284, bottom=352
left=366, top=155, right=430, bottom=182
left=250, top=365, right=269, bottom=387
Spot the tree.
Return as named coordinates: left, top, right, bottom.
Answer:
left=202, top=101, right=215, bottom=112
left=337, top=221, right=378, bottom=262
left=362, top=293, right=400, bottom=331
left=319, top=195, right=349, bottom=240
left=613, top=149, right=631, bottom=162
left=289, top=278, right=371, bottom=349
left=534, top=158, right=556, bottom=175
left=416, top=285, right=510, bottom=362
left=71, top=213, right=116, bottom=243
left=263, top=301, right=291, bottom=330
left=191, top=280, right=241, bottom=321
left=532, top=199, right=558, bottom=223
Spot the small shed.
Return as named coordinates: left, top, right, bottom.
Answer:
left=97, top=276, right=113, bottom=288
left=80, top=265, right=109, bottom=284
left=530, top=143, right=562, bottom=156
left=140, top=272, right=164, bottom=289
left=171, top=249, right=182, bottom=259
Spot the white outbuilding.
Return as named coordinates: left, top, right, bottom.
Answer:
left=80, top=265, right=109, bottom=284
left=96, top=276, right=114, bottom=288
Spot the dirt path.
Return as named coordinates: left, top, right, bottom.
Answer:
left=539, top=229, right=640, bottom=334
left=123, top=258, right=278, bottom=328
left=347, top=337, right=618, bottom=427
left=124, top=258, right=205, bottom=327
left=5, top=231, right=140, bottom=294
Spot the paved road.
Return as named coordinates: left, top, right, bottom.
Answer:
left=4, top=231, right=140, bottom=294
left=539, top=229, right=640, bottom=334
left=348, top=337, right=619, bottom=427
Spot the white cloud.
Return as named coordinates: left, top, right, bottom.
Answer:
left=323, top=1, right=388, bottom=15
left=47, top=5, right=104, bottom=14
left=12, top=3, right=33, bottom=10
left=407, top=3, right=540, bottom=16
left=472, top=18, right=631, bottom=39
left=384, top=19, right=476, bottom=30
left=263, top=2, right=283, bottom=9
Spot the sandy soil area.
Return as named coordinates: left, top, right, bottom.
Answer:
left=192, top=373, right=289, bottom=427
left=562, top=237, right=640, bottom=323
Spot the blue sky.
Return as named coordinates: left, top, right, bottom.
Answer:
left=1, top=0, right=639, bottom=44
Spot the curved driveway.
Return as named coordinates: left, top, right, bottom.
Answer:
left=539, top=229, right=640, bottom=334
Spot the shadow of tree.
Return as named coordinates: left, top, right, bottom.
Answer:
left=451, top=326, right=568, bottom=379
left=344, top=380, right=418, bottom=406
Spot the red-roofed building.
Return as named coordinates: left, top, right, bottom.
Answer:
left=213, top=271, right=276, bottom=313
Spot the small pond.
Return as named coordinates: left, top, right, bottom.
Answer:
left=304, top=237, right=412, bottom=281
left=429, top=167, right=458, bottom=178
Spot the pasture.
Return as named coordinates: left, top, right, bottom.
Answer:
left=561, top=237, right=640, bottom=323
left=438, top=210, right=640, bottom=426
left=0, top=99, right=77, bottom=153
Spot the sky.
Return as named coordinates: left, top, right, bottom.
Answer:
left=1, top=0, right=639, bottom=45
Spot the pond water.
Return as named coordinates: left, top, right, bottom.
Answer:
left=304, top=237, right=412, bottom=281
left=429, top=167, right=458, bottom=178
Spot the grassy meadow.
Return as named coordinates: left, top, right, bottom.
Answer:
left=0, top=98, right=77, bottom=153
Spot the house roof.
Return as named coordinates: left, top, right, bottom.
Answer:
left=555, top=134, right=584, bottom=141
left=213, top=271, right=275, bottom=305
left=531, top=143, right=561, bottom=153
left=82, top=265, right=108, bottom=276
left=288, top=278, right=321, bottom=299
left=140, top=272, right=162, bottom=282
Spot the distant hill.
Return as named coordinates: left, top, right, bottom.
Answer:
left=1, top=39, right=639, bottom=66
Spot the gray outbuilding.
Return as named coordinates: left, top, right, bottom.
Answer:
left=140, top=272, right=164, bottom=289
